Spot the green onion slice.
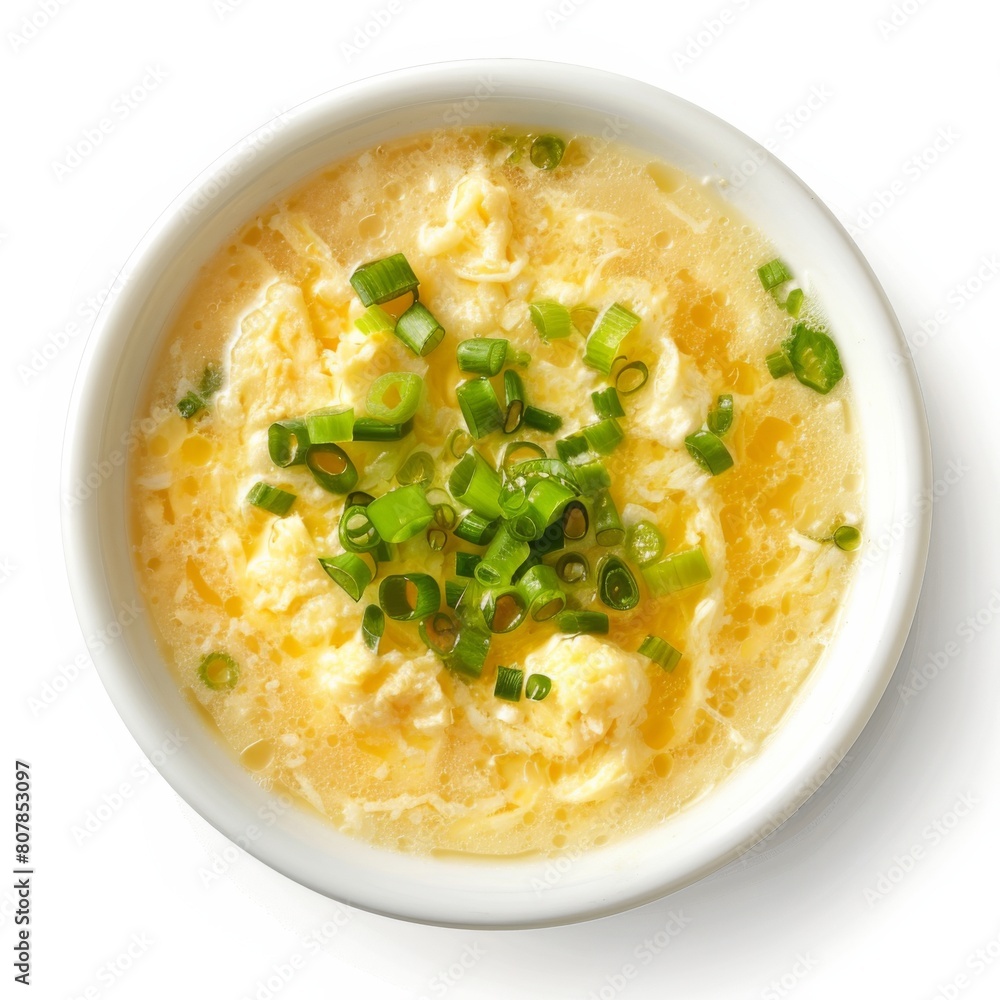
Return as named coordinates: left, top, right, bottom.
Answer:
left=198, top=651, right=239, bottom=690
left=685, top=430, right=734, bottom=476
left=305, top=405, right=354, bottom=444
left=562, top=501, right=589, bottom=541
left=555, top=610, right=609, bottom=635
left=177, top=391, right=204, bottom=419
left=352, top=417, right=413, bottom=441
left=455, top=551, right=482, bottom=578
left=785, top=323, right=844, bottom=394
left=366, top=484, right=436, bottom=543
left=456, top=377, right=504, bottom=439
left=246, top=482, right=296, bottom=516
left=268, top=419, right=310, bottom=467
left=615, top=360, right=649, bottom=394
left=453, top=511, right=499, bottom=546
left=457, top=337, right=509, bottom=377
left=556, top=551, right=589, bottom=584
left=396, top=450, right=435, bottom=488
left=707, top=394, right=734, bottom=436
left=570, top=305, right=598, bottom=336
left=517, top=564, right=567, bottom=621
left=525, top=673, right=552, bottom=701
left=427, top=527, right=448, bottom=551
left=362, top=605, right=385, bottom=653
left=367, top=372, right=424, bottom=423
left=494, top=664, right=525, bottom=701
left=592, top=387, right=625, bottom=419
left=525, top=477, right=576, bottom=537
left=306, top=443, right=359, bottom=494
left=379, top=573, right=441, bottom=621
left=784, top=287, right=804, bottom=317
left=833, top=524, right=861, bottom=551
left=350, top=253, right=419, bottom=307
left=447, top=603, right=492, bottom=678
left=354, top=304, right=395, bottom=335
left=432, top=502, right=457, bottom=529
left=574, top=460, right=611, bottom=494
left=319, top=553, right=372, bottom=601
left=395, top=301, right=445, bottom=357
left=346, top=490, right=376, bottom=508
left=444, top=579, right=467, bottom=608
left=475, top=523, right=531, bottom=587
left=448, top=448, right=503, bottom=520
left=529, top=520, right=564, bottom=558
left=556, top=432, right=593, bottom=465
left=642, top=546, right=712, bottom=597
left=447, top=427, right=474, bottom=459
left=503, top=369, right=526, bottom=434
left=529, top=300, right=572, bottom=340
left=766, top=350, right=794, bottom=379
left=530, top=134, right=565, bottom=170
left=757, top=258, right=793, bottom=291
left=418, top=611, right=458, bottom=656
left=522, top=406, right=563, bottom=433
left=502, top=440, right=547, bottom=470
left=625, top=520, right=664, bottom=567
left=638, top=635, right=683, bottom=672
left=597, top=555, right=640, bottom=611
left=594, top=488, right=625, bottom=546
left=483, top=588, right=528, bottom=634
left=199, top=364, right=223, bottom=398
left=583, top=417, right=625, bottom=456
left=339, top=505, right=381, bottom=553
left=584, top=303, right=641, bottom=374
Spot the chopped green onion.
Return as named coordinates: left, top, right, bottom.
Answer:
left=371, top=538, right=393, bottom=567
left=346, top=490, right=376, bottom=508
left=198, top=651, right=239, bottom=690
left=177, top=391, right=204, bottom=419
left=453, top=511, right=499, bottom=545
left=354, top=304, right=395, bottom=335
left=482, top=588, right=528, bottom=634
left=642, top=546, right=712, bottom=597
left=445, top=579, right=467, bottom=608
left=833, top=525, right=862, bottom=551
left=707, top=394, right=734, bottom=436
left=757, top=258, right=793, bottom=291
left=379, top=573, right=441, bottom=621
left=362, top=605, right=385, bottom=652
left=350, top=253, right=419, bottom=306
left=503, top=369, right=526, bottom=434
left=458, top=338, right=511, bottom=377
left=455, top=551, right=482, bottom=578
left=395, top=301, right=445, bottom=356
left=530, top=135, right=565, bottom=170
left=597, top=555, right=640, bottom=611
left=507, top=513, right=538, bottom=542
left=555, top=610, right=609, bottom=635
left=583, top=417, right=624, bottom=456
left=555, top=432, right=592, bottom=465
left=584, top=303, right=641, bottom=374
left=501, top=440, right=547, bottom=469
left=556, top=551, right=589, bottom=584
left=494, top=664, right=524, bottom=701
left=784, top=287, right=804, bottom=317
left=433, top=503, right=457, bottom=529
left=625, top=520, right=664, bottom=567
left=615, top=360, right=649, bottom=394
left=306, top=443, right=359, bottom=493
left=447, top=428, right=473, bottom=459
left=517, top=564, right=566, bottom=621
left=427, top=527, right=448, bottom=551
left=456, top=377, right=504, bottom=439
left=447, top=605, right=492, bottom=678
left=574, top=460, right=611, bottom=494
left=525, top=673, right=552, bottom=701
left=638, top=635, right=683, bottom=672
left=594, top=488, right=625, bottom=546
left=571, top=305, right=599, bottom=335
left=448, top=449, right=503, bottom=520
left=418, top=611, right=458, bottom=655
left=268, top=419, right=310, bottom=467
left=529, top=520, right=564, bottom=558
left=524, top=477, right=576, bottom=537
left=199, top=364, right=223, bottom=398
left=592, top=387, right=625, bottom=419
left=396, top=450, right=435, bottom=488
left=339, top=505, right=381, bottom=553
left=529, top=300, right=572, bottom=340
left=366, top=484, right=436, bottom=543
left=785, top=323, right=844, bottom=394
left=562, top=501, right=589, bottom=541
left=367, top=371, right=424, bottom=424
left=305, top=405, right=354, bottom=443
left=352, top=417, right=413, bottom=441
left=319, top=553, right=372, bottom=601
left=246, top=482, right=296, bottom=516
left=475, top=523, right=531, bottom=587
left=685, top=430, right=734, bottom=476
left=766, top=350, right=794, bottom=379
left=509, top=458, right=579, bottom=492
left=522, top=406, right=563, bottom=433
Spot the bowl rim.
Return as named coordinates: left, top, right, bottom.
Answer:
left=60, top=58, right=932, bottom=928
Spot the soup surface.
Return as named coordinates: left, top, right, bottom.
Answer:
left=129, top=127, right=863, bottom=855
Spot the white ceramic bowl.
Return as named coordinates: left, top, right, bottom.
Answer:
left=61, top=60, right=931, bottom=928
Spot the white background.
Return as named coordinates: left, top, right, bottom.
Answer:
left=4, top=0, right=1000, bottom=997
